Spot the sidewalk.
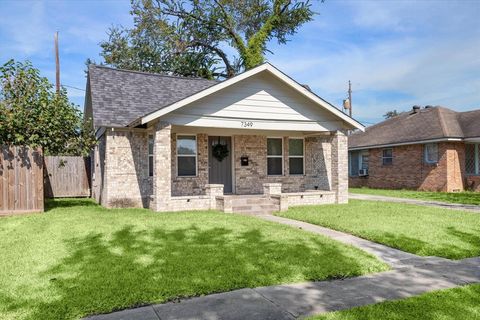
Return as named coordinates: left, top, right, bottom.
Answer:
left=349, top=193, right=480, bottom=213
left=85, top=216, right=480, bottom=320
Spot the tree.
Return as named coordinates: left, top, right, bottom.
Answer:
left=383, top=110, right=400, bottom=119
left=0, top=60, right=95, bottom=156
left=100, top=0, right=316, bottom=79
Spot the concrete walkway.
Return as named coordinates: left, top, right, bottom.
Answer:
left=85, top=216, right=480, bottom=320
left=350, top=193, right=480, bottom=213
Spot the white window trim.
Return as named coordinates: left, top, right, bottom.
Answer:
left=288, top=137, right=305, bottom=175
left=148, top=134, right=154, bottom=177
left=424, top=143, right=439, bottom=164
left=382, top=148, right=393, bottom=165
left=267, top=137, right=284, bottom=176
left=176, top=134, right=198, bottom=177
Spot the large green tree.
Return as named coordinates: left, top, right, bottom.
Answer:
left=0, top=60, right=95, bottom=156
left=100, top=0, right=316, bottom=79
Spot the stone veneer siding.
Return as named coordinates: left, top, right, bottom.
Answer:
left=95, top=129, right=151, bottom=208
left=171, top=133, right=209, bottom=196
left=93, top=127, right=349, bottom=209
left=349, top=142, right=468, bottom=192
left=233, top=135, right=333, bottom=194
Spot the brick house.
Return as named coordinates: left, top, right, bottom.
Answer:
left=84, top=63, right=364, bottom=213
left=349, top=106, right=480, bottom=192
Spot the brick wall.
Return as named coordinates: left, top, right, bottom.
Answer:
left=103, top=129, right=152, bottom=208
left=233, top=135, right=332, bottom=194
left=171, top=133, right=209, bottom=196
left=94, top=128, right=345, bottom=209
left=349, top=142, right=467, bottom=192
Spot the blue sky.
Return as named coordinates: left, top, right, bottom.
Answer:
left=0, top=0, right=479, bottom=125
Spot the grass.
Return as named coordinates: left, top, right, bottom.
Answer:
left=350, top=187, right=480, bottom=205
left=277, top=200, right=480, bottom=259
left=310, top=284, right=480, bottom=320
left=0, top=198, right=387, bottom=320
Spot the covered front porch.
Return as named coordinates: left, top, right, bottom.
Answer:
left=151, top=123, right=348, bottom=212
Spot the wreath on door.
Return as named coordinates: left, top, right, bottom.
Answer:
left=212, top=138, right=229, bottom=162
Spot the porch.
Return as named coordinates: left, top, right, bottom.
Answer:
left=151, top=122, right=348, bottom=212
left=165, top=183, right=337, bottom=214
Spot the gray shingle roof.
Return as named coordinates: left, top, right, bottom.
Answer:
left=87, top=65, right=217, bottom=127
left=349, top=106, right=480, bottom=149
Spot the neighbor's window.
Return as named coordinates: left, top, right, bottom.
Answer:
left=382, top=148, right=393, bottom=165
left=267, top=138, right=283, bottom=175
left=466, top=143, right=479, bottom=175
left=424, top=143, right=439, bottom=164
left=148, top=135, right=154, bottom=177
left=289, top=138, right=304, bottom=175
left=177, top=135, right=197, bottom=176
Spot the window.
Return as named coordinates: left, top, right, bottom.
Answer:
left=382, top=148, right=393, bottom=165
left=349, top=150, right=368, bottom=176
left=466, top=143, right=479, bottom=175
left=267, top=138, right=283, bottom=175
left=148, top=135, right=154, bottom=176
left=177, top=135, right=197, bottom=176
left=289, top=138, right=304, bottom=175
left=424, top=143, right=439, bottom=163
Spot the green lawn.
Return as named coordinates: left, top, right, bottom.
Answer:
left=311, top=284, right=480, bottom=320
left=0, top=199, right=387, bottom=320
left=277, top=200, right=480, bottom=259
left=350, top=187, right=480, bottom=205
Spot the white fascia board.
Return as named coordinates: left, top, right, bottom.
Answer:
left=349, top=137, right=463, bottom=151
left=139, top=63, right=365, bottom=131
left=465, top=137, right=480, bottom=142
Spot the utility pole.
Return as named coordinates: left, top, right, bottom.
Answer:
left=55, top=31, right=60, bottom=93
left=348, top=80, right=352, bottom=117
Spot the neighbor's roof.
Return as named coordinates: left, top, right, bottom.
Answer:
left=87, top=65, right=217, bottom=127
left=349, top=106, right=480, bottom=150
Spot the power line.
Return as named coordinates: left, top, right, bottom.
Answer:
left=63, top=84, right=85, bottom=92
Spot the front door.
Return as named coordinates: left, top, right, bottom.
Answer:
left=209, top=136, right=233, bottom=193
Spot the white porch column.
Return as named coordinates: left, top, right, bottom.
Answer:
left=153, top=121, right=172, bottom=211
left=331, top=130, right=348, bottom=204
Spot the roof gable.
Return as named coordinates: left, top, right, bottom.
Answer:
left=134, top=63, right=364, bottom=131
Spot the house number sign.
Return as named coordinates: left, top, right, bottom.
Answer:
left=241, top=121, right=254, bottom=128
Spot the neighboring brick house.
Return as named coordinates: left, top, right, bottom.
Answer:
left=349, top=106, right=480, bottom=192
left=84, top=63, right=364, bottom=213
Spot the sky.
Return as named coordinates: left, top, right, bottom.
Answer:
left=0, top=0, right=479, bottom=125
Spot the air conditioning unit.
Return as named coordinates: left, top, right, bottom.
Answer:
left=358, top=169, right=369, bottom=176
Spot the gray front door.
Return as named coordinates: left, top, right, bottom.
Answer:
left=209, top=136, right=233, bottom=193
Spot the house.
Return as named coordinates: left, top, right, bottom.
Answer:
left=349, top=106, right=480, bottom=192
left=84, top=63, right=364, bottom=213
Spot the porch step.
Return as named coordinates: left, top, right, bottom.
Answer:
left=228, top=196, right=280, bottom=215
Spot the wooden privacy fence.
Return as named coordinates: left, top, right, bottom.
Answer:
left=44, top=156, right=91, bottom=198
left=0, top=145, right=44, bottom=215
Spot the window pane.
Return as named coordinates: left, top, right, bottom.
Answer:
left=148, top=156, right=153, bottom=177
left=178, top=157, right=196, bottom=176
left=383, top=157, right=393, bottom=165
left=267, top=158, right=282, bottom=175
left=177, top=136, right=196, bottom=155
left=289, top=158, right=303, bottom=175
left=383, top=148, right=392, bottom=157
left=267, top=138, right=282, bottom=156
left=361, top=154, right=369, bottom=169
left=349, top=152, right=359, bottom=176
left=289, top=139, right=303, bottom=156
left=425, top=143, right=438, bottom=163
left=148, top=135, right=154, bottom=154
left=466, top=144, right=476, bottom=174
